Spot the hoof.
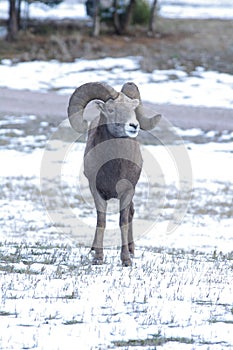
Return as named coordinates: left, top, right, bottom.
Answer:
left=90, top=248, right=103, bottom=265
left=92, top=258, right=103, bottom=265
left=128, top=242, right=135, bottom=256
left=122, top=258, right=132, bottom=267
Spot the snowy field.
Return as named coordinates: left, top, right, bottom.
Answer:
left=0, top=58, right=233, bottom=348
left=0, top=111, right=233, bottom=349
left=1, top=0, right=233, bottom=20
left=1, top=1, right=233, bottom=348
left=0, top=57, right=233, bottom=109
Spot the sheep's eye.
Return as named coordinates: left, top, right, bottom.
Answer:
left=108, top=108, right=114, bottom=114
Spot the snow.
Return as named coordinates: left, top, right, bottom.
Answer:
left=159, top=2, right=233, bottom=20
left=0, top=0, right=233, bottom=20
left=0, top=148, right=42, bottom=178
left=0, top=51, right=232, bottom=252
left=0, top=243, right=232, bottom=349
left=0, top=2, right=233, bottom=347
left=1, top=0, right=233, bottom=110
left=0, top=1, right=87, bottom=21
left=1, top=57, right=233, bottom=109
left=0, top=134, right=233, bottom=252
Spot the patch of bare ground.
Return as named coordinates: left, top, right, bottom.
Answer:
left=0, top=18, right=233, bottom=74
left=0, top=87, right=232, bottom=133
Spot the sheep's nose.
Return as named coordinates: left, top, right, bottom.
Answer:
left=129, top=123, right=139, bottom=130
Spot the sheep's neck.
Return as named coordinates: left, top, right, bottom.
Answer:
left=96, top=114, right=115, bottom=142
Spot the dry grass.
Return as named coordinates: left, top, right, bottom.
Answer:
left=0, top=18, right=233, bottom=74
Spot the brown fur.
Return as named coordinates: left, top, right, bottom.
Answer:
left=84, top=115, right=142, bottom=266
left=67, top=82, right=160, bottom=265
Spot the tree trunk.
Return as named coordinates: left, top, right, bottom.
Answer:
left=148, top=0, right=157, bottom=35
left=7, top=0, right=19, bottom=40
left=122, top=0, right=136, bottom=33
left=113, top=0, right=136, bottom=35
left=113, top=0, right=122, bottom=35
left=92, top=0, right=100, bottom=37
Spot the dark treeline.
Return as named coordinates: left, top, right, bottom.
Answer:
left=6, top=0, right=158, bottom=40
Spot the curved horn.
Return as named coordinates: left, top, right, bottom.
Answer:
left=68, top=82, right=119, bottom=132
left=121, top=82, right=161, bottom=131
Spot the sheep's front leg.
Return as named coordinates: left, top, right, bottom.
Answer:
left=118, top=181, right=135, bottom=266
left=90, top=188, right=107, bottom=265
left=128, top=201, right=135, bottom=256
left=120, top=205, right=132, bottom=267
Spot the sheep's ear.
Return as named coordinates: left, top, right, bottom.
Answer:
left=131, top=98, right=139, bottom=109
left=95, top=100, right=105, bottom=111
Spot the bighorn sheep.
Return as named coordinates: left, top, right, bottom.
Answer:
left=68, top=82, right=161, bottom=266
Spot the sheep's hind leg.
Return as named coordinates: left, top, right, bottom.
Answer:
left=91, top=210, right=106, bottom=265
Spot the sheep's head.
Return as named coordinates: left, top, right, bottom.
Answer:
left=68, top=82, right=161, bottom=135
left=96, top=92, right=140, bottom=138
